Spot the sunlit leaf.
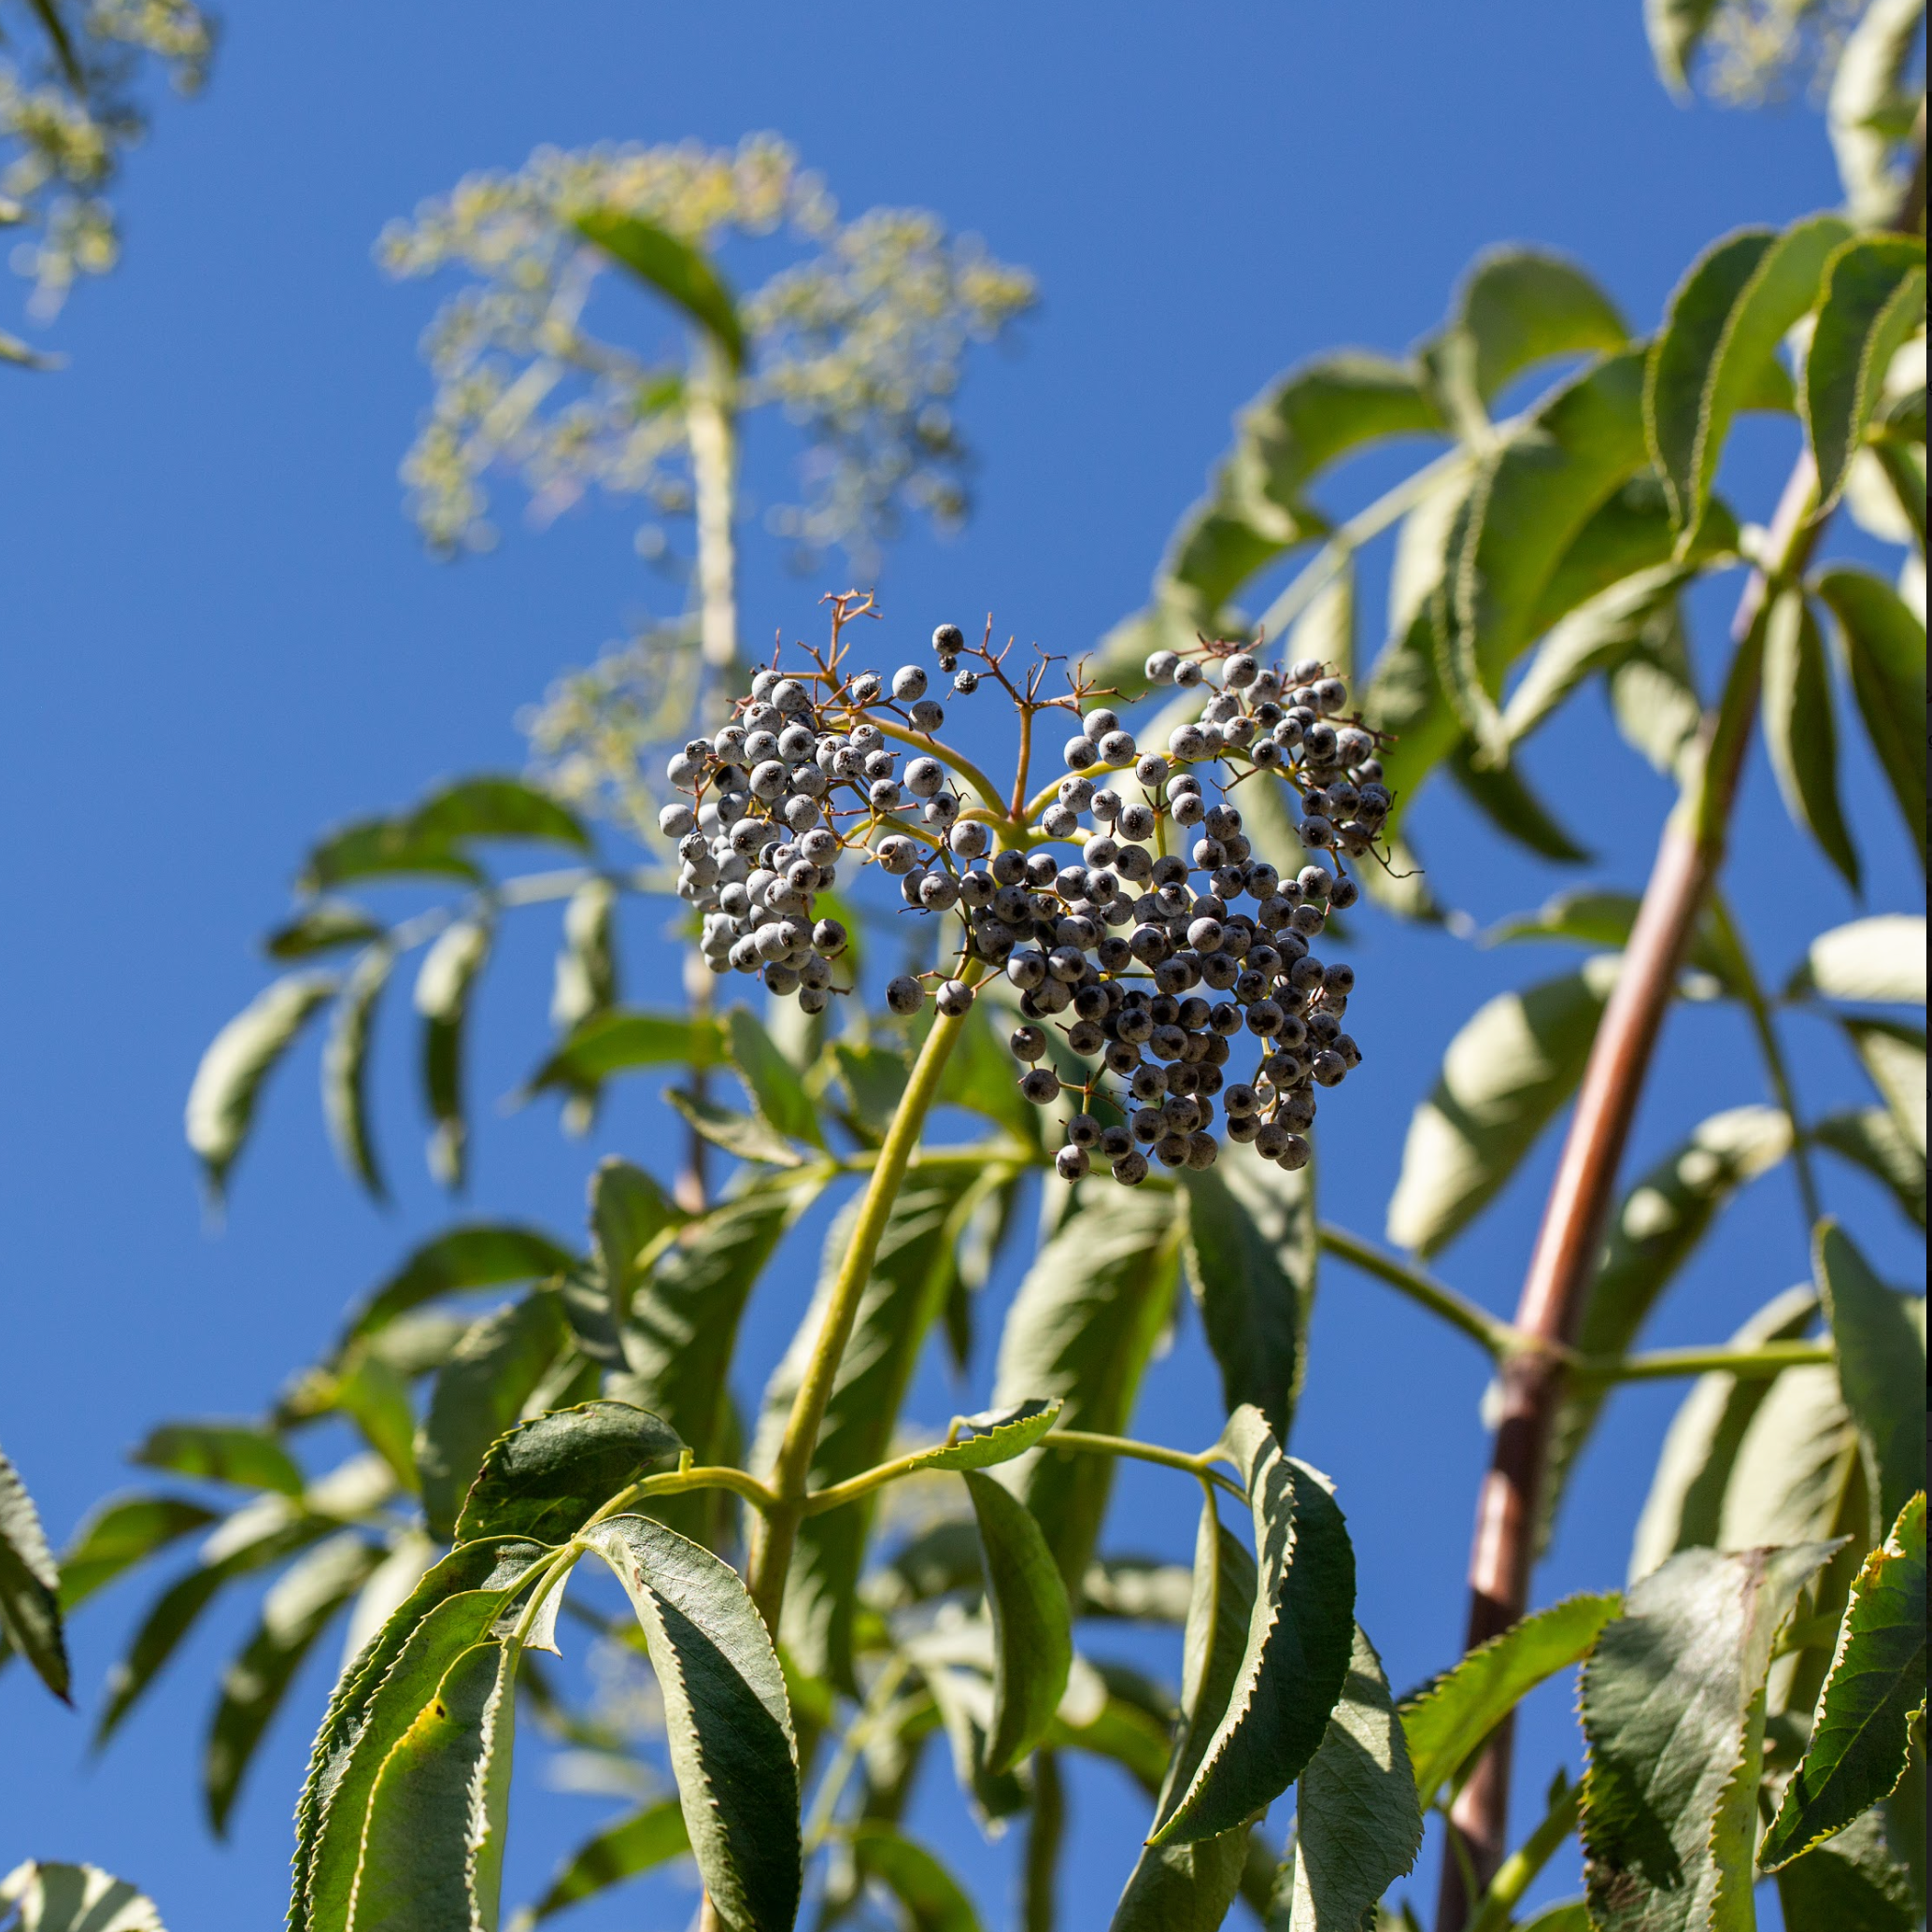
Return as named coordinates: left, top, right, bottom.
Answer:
left=1842, top=1018, right=1927, bottom=1162
left=265, top=902, right=387, bottom=960
left=575, top=208, right=747, bottom=370
left=1807, top=235, right=1929, bottom=510
left=346, top=1223, right=576, bottom=1340
left=186, top=973, right=337, bottom=1194
left=0, top=1447, right=67, bottom=1701
left=0, top=1862, right=165, bottom=1932
left=667, top=1089, right=806, bottom=1168
left=582, top=1514, right=800, bottom=1932
left=964, top=1470, right=1073, bottom=1775
left=526, top=1009, right=724, bottom=1097
left=1789, top=914, right=1927, bottom=1006
left=1580, top=1543, right=1837, bottom=1930
left=322, top=943, right=393, bottom=1201
left=1813, top=1109, right=1926, bottom=1229
left=453, top=1400, right=684, bottom=1546
left=133, top=1422, right=305, bottom=1498
left=1763, top=590, right=1860, bottom=888
left=589, top=1156, right=680, bottom=1326
left=550, top=877, right=618, bottom=1033
left=850, top=1824, right=984, bottom=1932
left=52, top=1494, right=219, bottom=1611
left=414, top=917, right=491, bottom=1189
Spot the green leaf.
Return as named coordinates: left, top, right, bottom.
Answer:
left=1777, top=1804, right=1923, bottom=1932
left=0, top=1864, right=165, bottom=1932
left=964, top=1470, right=1073, bottom=1774
left=1812, top=568, right=1927, bottom=873
left=1828, top=0, right=1928, bottom=222
left=849, top=1825, right=984, bottom=1932
left=1544, top=1105, right=1795, bottom=1537
left=1401, top=1593, right=1620, bottom=1810
left=133, top=1423, right=305, bottom=1498
left=1155, top=1410, right=1357, bottom=1845
left=332, top=1354, right=419, bottom=1492
left=590, top=1156, right=680, bottom=1327
left=1580, top=1542, right=1838, bottom=1931
left=1629, top=1285, right=1822, bottom=1581
left=299, top=819, right=482, bottom=894
left=1763, top=1493, right=1928, bottom=1870
left=667, top=1089, right=805, bottom=1168
left=453, top=1400, right=684, bottom=1545
left=1280, top=1623, right=1422, bottom=1932
left=1842, top=1017, right=1927, bottom=1161
left=550, top=877, right=618, bottom=1033
left=1817, top=1221, right=1928, bottom=1535
left=516, top=1799, right=689, bottom=1924
left=1433, top=348, right=1650, bottom=763
left=1446, top=739, right=1593, bottom=863
left=1807, top=235, right=1929, bottom=511
left=52, top=1494, right=219, bottom=1611
left=1385, top=957, right=1619, bottom=1257
left=1814, top=1109, right=1926, bottom=1229
left=1607, top=600, right=1706, bottom=783
left=1792, top=913, right=1928, bottom=1006
left=990, top=1187, right=1184, bottom=1589
left=347, top=1223, right=576, bottom=1339
left=582, top=1514, right=800, bottom=1932
left=417, top=1293, right=571, bottom=1541
left=0, top=1447, right=68, bottom=1701
left=726, top=1006, right=824, bottom=1148
left=1763, top=590, right=1860, bottom=888
left=1646, top=216, right=1853, bottom=540
left=291, top=1538, right=545, bottom=1930
left=186, top=972, right=337, bottom=1193
left=409, top=776, right=590, bottom=853
left=322, top=943, right=393, bottom=1201
left=1109, top=1503, right=1258, bottom=1931
left=1641, top=0, right=1721, bottom=92
left=750, top=1168, right=1002, bottom=1682
left=1181, top=1140, right=1316, bottom=1444
left=616, top=1185, right=812, bottom=1543
left=205, top=1530, right=381, bottom=1835
left=266, top=902, right=387, bottom=960
left=348, top=1637, right=520, bottom=1930
left=415, top=917, right=491, bottom=1189
left=526, top=1010, right=724, bottom=1096
left=575, top=208, right=747, bottom=371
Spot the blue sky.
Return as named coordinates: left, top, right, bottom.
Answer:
left=2, top=4, right=1920, bottom=1927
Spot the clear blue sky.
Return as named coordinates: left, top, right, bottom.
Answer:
left=2, top=4, right=1917, bottom=1926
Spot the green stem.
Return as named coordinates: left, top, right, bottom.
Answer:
left=1704, top=886, right=1822, bottom=1227
left=1318, top=1224, right=1514, bottom=1357
left=869, top=718, right=1007, bottom=817
left=1466, top=1775, right=1580, bottom=1932
left=746, top=973, right=984, bottom=1631
left=1043, top=1429, right=1247, bottom=1499
left=1573, top=1339, right=1834, bottom=1384
left=581, top=1460, right=779, bottom=1535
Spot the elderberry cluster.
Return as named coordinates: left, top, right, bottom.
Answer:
left=662, top=612, right=1391, bottom=1186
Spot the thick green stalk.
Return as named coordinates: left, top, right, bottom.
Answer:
left=746, top=986, right=979, bottom=1631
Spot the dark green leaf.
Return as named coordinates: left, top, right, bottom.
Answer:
left=1629, top=1286, right=1821, bottom=1580
left=520, top=1799, right=689, bottom=1923
left=0, top=1863, right=165, bottom=1931
left=0, top=1447, right=67, bottom=1700
left=291, top=1538, right=545, bottom=1930
left=965, top=1470, right=1073, bottom=1774
left=850, top=1824, right=984, bottom=1932
left=667, top=1089, right=805, bottom=1168
left=1813, top=566, right=1927, bottom=873
left=414, top=917, right=491, bottom=1188
left=186, top=973, right=337, bottom=1193
left=751, top=1167, right=1008, bottom=1682
left=417, top=1292, right=571, bottom=1541
left=1544, top=1105, right=1795, bottom=1538
left=1763, top=1493, right=1927, bottom=1870
left=1446, top=740, right=1593, bottom=863
left=322, top=943, right=392, bottom=1201
left=726, top=1006, right=824, bottom=1148
left=1278, top=1623, right=1422, bottom=1932
left=266, top=902, right=386, bottom=960
left=1791, top=913, right=1928, bottom=1006
left=590, top=1156, right=680, bottom=1326
left=1778, top=1804, right=1922, bottom=1932
left=347, top=1223, right=575, bottom=1340
left=408, top=776, right=590, bottom=852
left=1763, top=590, right=1860, bottom=888
left=1817, top=1221, right=1927, bottom=1536
left=575, top=209, right=746, bottom=370
left=526, top=1010, right=724, bottom=1096
left=453, top=1400, right=684, bottom=1545
left=990, top=1187, right=1184, bottom=1589
left=1401, top=1593, right=1621, bottom=1809
left=1814, top=1110, right=1926, bottom=1229
left=134, top=1423, right=305, bottom=1498
left=1646, top=216, right=1853, bottom=539
left=1385, top=957, right=1619, bottom=1257
left=1155, top=1410, right=1357, bottom=1845
left=205, top=1531, right=380, bottom=1835
left=1181, top=1140, right=1316, bottom=1444
left=53, top=1494, right=219, bottom=1611
left=1580, top=1542, right=1837, bottom=1931
left=1643, top=0, right=1723, bottom=93
left=1807, top=235, right=1929, bottom=510
left=349, top=1637, right=519, bottom=1928
left=583, top=1513, right=800, bottom=1932
left=1110, top=1504, right=1257, bottom=1931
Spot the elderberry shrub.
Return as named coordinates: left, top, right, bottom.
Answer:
left=663, top=609, right=1388, bottom=1186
